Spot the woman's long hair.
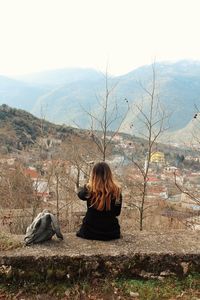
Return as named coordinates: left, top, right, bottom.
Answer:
left=87, top=162, right=120, bottom=211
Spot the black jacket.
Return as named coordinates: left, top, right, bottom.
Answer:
left=76, top=185, right=122, bottom=241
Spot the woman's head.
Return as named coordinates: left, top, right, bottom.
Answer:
left=88, top=162, right=120, bottom=211
left=91, top=161, right=112, bottom=184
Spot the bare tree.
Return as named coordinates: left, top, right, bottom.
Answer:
left=129, top=63, right=169, bottom=230
left=173, top=171, right=200, bottom=229
left=82, top=69, right=129, bottom=161
left=170, top=106, right=200, bottom=229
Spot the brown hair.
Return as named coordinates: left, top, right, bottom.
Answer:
left=87, top=162, right=120, bottom=211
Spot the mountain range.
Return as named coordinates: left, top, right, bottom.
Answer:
left=1, top=60, right=200, bottom=144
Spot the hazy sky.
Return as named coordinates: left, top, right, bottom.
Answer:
left=0, top=0, right=200, bottom=76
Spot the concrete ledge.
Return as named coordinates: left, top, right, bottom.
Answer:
left=0, top=231, right=200, bottom=282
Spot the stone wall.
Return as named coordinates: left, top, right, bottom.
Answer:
left=0, top=231, right=199, bottom=282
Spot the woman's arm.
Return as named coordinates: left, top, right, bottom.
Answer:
left=77, top=185, right=90, bottom=201
left=114, top=193, right=122, bottom=216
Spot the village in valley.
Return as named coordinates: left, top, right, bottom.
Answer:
left=1, top=129, right=200, bottom=235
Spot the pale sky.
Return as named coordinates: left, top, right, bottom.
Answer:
left=0, top=0, right=200, bottom=76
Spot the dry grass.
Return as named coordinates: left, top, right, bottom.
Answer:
left=0, top=232, right=22, bottom=251
left=0, top=274, right=199, bottom=299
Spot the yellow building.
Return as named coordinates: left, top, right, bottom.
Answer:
left=150, top=151, right=165, bottom=164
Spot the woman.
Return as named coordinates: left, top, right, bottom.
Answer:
left=76, top=162, right=122, bottom=240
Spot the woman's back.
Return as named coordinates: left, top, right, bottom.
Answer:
left=76, top=162, right=122, bottom=241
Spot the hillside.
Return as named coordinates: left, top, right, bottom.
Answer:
left=161, top=115, right=200, bottom=146
left=118, top=60, right=200, bottom=133
left=0, top=104, right=143, bottom=155
left=0, top=104, right=76, bottom=153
